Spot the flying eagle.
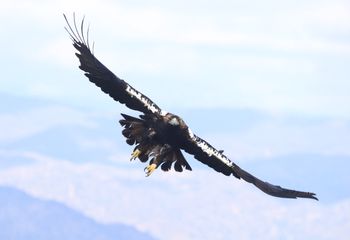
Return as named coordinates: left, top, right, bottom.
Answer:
left=64, top=14, right=318, bottom=200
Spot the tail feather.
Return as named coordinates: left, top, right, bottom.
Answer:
left=120, top=113, right=147, bottom=144
left=175, top=149, right=192, bottom=171
left=160, top=160, right=173, bottom=171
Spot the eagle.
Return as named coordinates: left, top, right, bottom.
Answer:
left=64, top=14, right=318, bottom=200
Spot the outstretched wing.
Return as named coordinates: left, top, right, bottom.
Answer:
left=64, top=14, right=164, bottom=116
left=182, top=130, right=318, bottom=200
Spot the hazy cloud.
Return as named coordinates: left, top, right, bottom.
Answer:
left=207, top=118, right=350, bottom=161
left=0, top=106, right=96, bottom=143
left=0, top=150, right=348, bottom=240
left=1, top=0, right=350, bottom=118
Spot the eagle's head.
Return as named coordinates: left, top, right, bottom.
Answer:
left=168, top=117, right=180, bottom=126
left=165, top=113, right=187, bottom=129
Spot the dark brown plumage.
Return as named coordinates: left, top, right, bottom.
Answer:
left=64, top=14, right=318, bottom=200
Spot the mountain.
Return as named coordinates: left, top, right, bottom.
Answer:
left=0, top=186, right=156, bottom=240
left=1, top=93, right=349, bottom=204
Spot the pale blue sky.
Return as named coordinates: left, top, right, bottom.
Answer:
left=0, top=1, right=350, bottom=239
left=1, top=0, right=350, bottom=117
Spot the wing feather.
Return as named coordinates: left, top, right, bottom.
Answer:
left=182, top=130, right=318, bottom=200
left=64, top=14, right=163, bottom=115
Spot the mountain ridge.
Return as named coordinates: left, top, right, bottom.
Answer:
left=0, top=186, right=156, bottom=240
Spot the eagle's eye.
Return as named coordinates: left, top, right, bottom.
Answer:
left=168, top=117, right=180, bottom=126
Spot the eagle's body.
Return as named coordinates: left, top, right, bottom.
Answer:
left=64, top=14, right=318, bottom=200
left=121, top=113, right=192, bottom=175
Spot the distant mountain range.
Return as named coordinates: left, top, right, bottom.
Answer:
left=0, top=186, right=156, bottom=240
left=1, top=93, right=349, bottom=203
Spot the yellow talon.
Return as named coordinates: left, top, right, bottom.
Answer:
left=130, top=149, right=141, bottom=161
left=144, top=163, right=157, bottom=177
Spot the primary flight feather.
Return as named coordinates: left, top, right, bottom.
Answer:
left=64, top=14, right=318, bottom=200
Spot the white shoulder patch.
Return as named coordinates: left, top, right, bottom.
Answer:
left=187, top=128, right=194, bottom=138
left=160, top=110, right=168, bottom=116
left=125, top=85, right=161, bottom=114
left=192, top=135, right=234, bottom=168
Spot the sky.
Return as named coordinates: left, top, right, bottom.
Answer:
left=0, top=0, right=350, bottom=239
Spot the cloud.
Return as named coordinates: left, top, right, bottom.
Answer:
left=2, top=96, right=349, bottom=165
left=297, top=1, right=350, bottom=31
left=0, top=150, right=349, bottom=240
left=0, top=105, right=96, bottom=143
left=206, top=118, right=350, bottom=161
left=4, top=0, right=350, bottom=69
left=1, top=0, right=350, bottom=119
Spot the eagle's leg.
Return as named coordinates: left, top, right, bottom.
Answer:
left=130, top=148, right=141, bottom=161
left=144, top=163, right=157, bottom=177
left=144, top=153, right=164, bottom=177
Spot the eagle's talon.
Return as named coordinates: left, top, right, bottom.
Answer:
left=144, top=163, right=157, bottom=177
left=130, top=149, right=141, bottom=161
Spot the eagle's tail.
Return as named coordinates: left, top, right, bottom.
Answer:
left=119, top=113, right=151, bottom=146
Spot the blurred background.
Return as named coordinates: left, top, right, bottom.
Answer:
left=0, top=0, right=349, bottom=239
